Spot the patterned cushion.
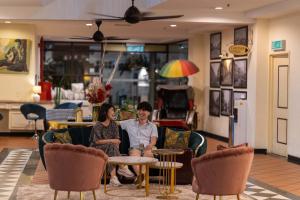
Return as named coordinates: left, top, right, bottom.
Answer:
left=164, top=128, right=191, bottom=149
left=53, top=130, right=72, bottom=144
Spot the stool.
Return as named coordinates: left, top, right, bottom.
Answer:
left=20, top=103, right=46, bottom=139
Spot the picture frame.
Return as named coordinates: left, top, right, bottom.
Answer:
left=221, top=89, right=233, bottom=116
left=221, top=58, right=233, bottom=86
left=209, top=90, right=220, bottom=117
left=210, top=32, right=222, bottom=60
left=210, top=62, right=221, bottom=88
left=234, top=26, right=248, bottom=46
left=233, top=59, right=247, bottom=88
left=0, top=38, right=31, bottom=74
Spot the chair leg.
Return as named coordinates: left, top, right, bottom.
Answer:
left=237, top=194, right=240, bottom=200
left=220, top=196, right=222, bottom=200
left=195, top=193, right=199, bottom=200
left=92, top=190, right=96, bottom=200
left=67, top=191, right=70, bottom=199
left=214, top=195, right=216, bottom=200
left=54, top=190, right=58, bottom=200
left=80, top=192, right=84, bottom=200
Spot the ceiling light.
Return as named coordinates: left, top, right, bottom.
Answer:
left=86, top=23, right=93, bottom=26
left=4, top=21, right=11, bottom=24
left=215, top=6, right=223, bottom=10
left=170, top=24, right=177, bottom=27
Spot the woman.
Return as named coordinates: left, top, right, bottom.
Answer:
left=89, top=103, right=134, bottom=186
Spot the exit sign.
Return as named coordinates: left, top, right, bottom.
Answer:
left=272, top=40, right=285, bottom=51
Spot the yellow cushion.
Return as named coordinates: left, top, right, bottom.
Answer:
left=48, top=121, right=68, bottom=130
left=164, top=128, right=191, bottom=149
left=53, top=131, right=72, bottom=144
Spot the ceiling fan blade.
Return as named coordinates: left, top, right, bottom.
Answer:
left=141, top=11, right=153, bottom=17
left=141, top=15, right=184, bottom=21
left=104, top=36, right=129, bottom=40
left=89, top=12, right=123, bottom=19
left=69, top=37, right=93, bottom=40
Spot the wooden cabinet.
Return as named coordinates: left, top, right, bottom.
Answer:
left=0, top=102, right=53, bottom=132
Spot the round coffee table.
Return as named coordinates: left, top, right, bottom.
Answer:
left=104, top=156, right=158, bottom=197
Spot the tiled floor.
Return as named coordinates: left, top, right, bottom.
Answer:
left=0, top=136, right=299, bottom=200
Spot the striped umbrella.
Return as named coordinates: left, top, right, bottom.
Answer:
left=159, top=59, right=199, bottom=78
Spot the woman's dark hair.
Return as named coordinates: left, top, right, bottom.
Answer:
left=98, top=103, right=115, bottom=122
left=137, top=101, right=152, bottom=112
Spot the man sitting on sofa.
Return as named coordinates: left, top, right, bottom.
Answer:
left=119, top=101, right=158, bottom=186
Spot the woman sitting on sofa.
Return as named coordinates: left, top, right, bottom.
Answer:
left=89, top=103, right=134, bottom=186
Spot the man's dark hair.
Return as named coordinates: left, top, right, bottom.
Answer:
left=137, top=101, right=152, bottom=112
left=98, top=103, right=115, bottom=122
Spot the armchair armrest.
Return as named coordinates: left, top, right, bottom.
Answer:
left=188, top=131, right=207, bottom=157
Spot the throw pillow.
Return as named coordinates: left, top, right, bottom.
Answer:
left=53, top=129, right=72, bottom=144
left=164, top=128, right=191, bottom=149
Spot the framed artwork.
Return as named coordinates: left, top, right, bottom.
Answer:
left=209, top=90, right=220, bottom=117
left=210, top=32, right=222, bottom=60
left=234, top=59, right=247, bottom=88
left=234, top=26, right=248, bottom=46
left=0, top=38, right=31, bottom=74
left=210, top=62, right=221, bottom=88
left=221, top=89, right=233, bottom=116
left=221, top=58, right=233, bottom=86
left=233, top=91, right=247, bottom=100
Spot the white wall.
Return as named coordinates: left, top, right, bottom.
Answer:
left=269, top=12, right=300, bottom=157
left=188, top=33, right=205, bottom=130
left=0, top=24, right=37, bottom=101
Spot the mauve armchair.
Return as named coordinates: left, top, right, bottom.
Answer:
left=44, top=143, right=108, bottom=200
left=191, top=146, right=254, bottom=200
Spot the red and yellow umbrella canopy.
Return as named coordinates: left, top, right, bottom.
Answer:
left=159, top=59, right=199, bottom=78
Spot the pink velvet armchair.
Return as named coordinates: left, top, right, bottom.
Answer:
left=191, top=146, right=254, bottom=200
left=44, top=143, right=108, bottom=200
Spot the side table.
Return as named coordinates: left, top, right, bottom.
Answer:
left=151, top=149, right=184, bottom=199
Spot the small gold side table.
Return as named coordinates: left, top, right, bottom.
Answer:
left=152, top=149, right=184, bottom=199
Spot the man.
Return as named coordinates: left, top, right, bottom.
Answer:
left=119, top=101, right=158, bottom=186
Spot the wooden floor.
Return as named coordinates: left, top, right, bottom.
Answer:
left=1, top=136, right=300, bottom=197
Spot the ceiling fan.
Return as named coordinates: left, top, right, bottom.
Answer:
left=70, top=20, right=128, bottom=42
left=90, top=0, right=184, bottom=24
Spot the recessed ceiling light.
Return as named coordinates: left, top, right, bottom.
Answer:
left=215, top=6, right=223, bottom=10
left=170, top=24, right=177, bottom=27
left=86, top=23, right=93, bottom=26
left=4, top=21, right=11, bottom=24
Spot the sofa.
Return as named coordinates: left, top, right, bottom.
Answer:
left=39, top=126, right=207, bottom=184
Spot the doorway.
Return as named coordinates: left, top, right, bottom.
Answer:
left=269, top=53, right=289, bottom=157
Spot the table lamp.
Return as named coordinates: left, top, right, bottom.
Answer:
left=33, top=85, right=42, bottom=102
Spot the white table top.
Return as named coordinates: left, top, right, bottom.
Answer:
left=108, top=156, right=158, bottom=165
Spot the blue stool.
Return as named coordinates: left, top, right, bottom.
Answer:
left=20, top=103, right=46, bottom=139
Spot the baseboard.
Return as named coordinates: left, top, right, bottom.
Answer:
left=288, top=155, right=300, bottom=165
left=196, top=130, right=229, bottom=143
left=254, top=149, right=267, bottom=154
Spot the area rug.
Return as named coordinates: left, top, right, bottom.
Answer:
left=16, top=184, right=251, bottom=200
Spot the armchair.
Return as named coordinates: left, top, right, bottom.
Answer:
left=191, top=146, right=254, bottom=200
left=44, top=143, right=108, bottom=200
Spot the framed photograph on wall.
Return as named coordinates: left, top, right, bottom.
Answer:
left=221, top=58, right=233, bottom=86
left=221, top=89, right=233, bottom=116
left=234, top=26, right=248, bottom=46
left=233, top=59, right=247, bottom=88
left=209, top=90, right=220, bottom=116
left=210, top=62, right=221, bottom=88
left=210, top=32, right=222, bottom=60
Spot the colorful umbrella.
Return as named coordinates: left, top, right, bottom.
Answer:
left=159, top=59, right=199, bottom=78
